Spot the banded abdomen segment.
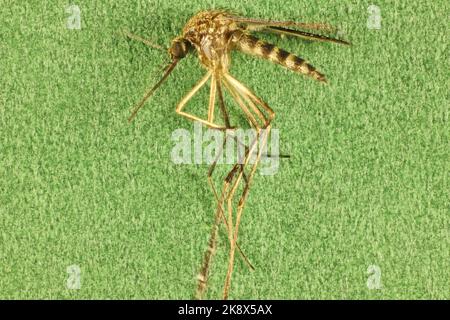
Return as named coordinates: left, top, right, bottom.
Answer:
left=232, top=32, right=326, bottom=82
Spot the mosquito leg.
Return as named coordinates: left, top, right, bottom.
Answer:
left=196, top=77, right=254, bottom=299
left=212, top=76, right=259, bottom=248
left=196, top=168, right=246, bottom=300
left=216, top=76, right=231, bottom=128
left=221, top=137, right=260, bottom=299
left=231, top=79, right=268, bottom=126
left=204, top=94, right=254, bottom=262
left=195, top=186, right=227, bottom=300
left=222, top=78, right=259, bottom=129
left=219, top=131, right=262, bottom=299
left=224, top=73, right=275, bottom=127
left=196, top=140, right=235, bottom=300
left=206, top=77, right=249, bottom=254
left=223, top=125, right=271, bottom=299
left=219, top=81, right=261, bottom=247
left=198, top=72, right=274, bottom=299
left=176, top=72, right=237, bottom=130
left=205, top=130, right=253, bottom=256
left=218, top=76, right=275, bottom=299
left=208, top=74, right=217, bottom=123
left=176, top=71, right=243, bottom=130
left=176, top=71, right=226, bottom=129
left=176, top=70, right=219, bottom=128
left=206, top=132, right=254, bottom=267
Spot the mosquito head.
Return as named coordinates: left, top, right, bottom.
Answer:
left=169, top=37, right=191, bottom=60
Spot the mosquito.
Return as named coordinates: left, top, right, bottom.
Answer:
left=125, top=9, right=350, bottom=299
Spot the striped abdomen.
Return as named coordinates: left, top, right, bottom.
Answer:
left=233, top=32, right=326, bottom=83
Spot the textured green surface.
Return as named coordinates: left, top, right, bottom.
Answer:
left=1, top=0, right=449, bottom=299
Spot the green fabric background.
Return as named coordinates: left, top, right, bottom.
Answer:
left=0, top=1, right=448, bottom=299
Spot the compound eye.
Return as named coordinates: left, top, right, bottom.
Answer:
left=170, top=39, right=189, bottom=59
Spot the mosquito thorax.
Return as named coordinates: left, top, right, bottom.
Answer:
left=169, top=38, right=191, bottom=60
